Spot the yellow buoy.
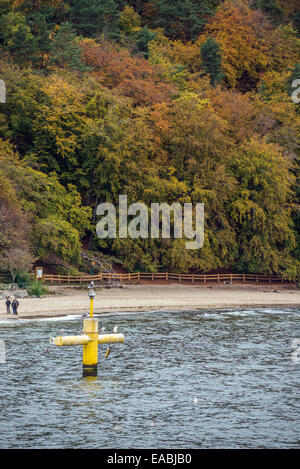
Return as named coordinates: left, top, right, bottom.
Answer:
left=49, top=284, right=125, bottom=377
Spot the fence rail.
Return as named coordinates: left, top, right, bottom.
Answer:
left=42, top=272, right=299, bottom=285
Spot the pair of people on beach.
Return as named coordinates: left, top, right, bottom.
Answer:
left=5, top=298, right=19, bottom=315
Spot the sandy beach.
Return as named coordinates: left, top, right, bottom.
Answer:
left=0, top=284, right=299, bottom=318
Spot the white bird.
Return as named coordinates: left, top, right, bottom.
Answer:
left=81, top=313, right=88, bottom=318
left=194, top=397, right=204, bottom=403
left=60, top=329, right=64, bottom=335
left=114, top=425, right=123, bottom=431
left=113, top=326, right=118, bottom=333
left=88, top=281, right=95, bottom=289
left=99, top=327, right=105, bottom=334
left=149, top=421, right=156, bottom=427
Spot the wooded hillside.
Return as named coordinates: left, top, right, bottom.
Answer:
left=0, top=1, right=299, bottom=279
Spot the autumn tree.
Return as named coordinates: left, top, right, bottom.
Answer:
left=0, top=158, right=33, bottom=284
left=229, top=138, right=297, bottom=278
left=0, top=138, right=91, bottom=265
left=81, top=39, right=176, bottom=106
left=201, top=1, right=298, bottom=91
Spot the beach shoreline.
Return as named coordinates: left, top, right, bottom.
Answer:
left=0, top=284, right=299, bottom=318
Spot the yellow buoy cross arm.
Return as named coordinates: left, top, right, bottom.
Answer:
left=50, top=335, right=91, bottom=346
left=50, top=333, right=125, bottom=347
left=98, top=333, right=124, bottom=344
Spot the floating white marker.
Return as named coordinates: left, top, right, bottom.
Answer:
left=114, top=425, right=123, bottom=431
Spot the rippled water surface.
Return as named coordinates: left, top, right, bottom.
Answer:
left=0, top=308, right=299, bottom=448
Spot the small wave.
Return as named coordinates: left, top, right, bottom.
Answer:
left=28, top=314, right=80, bottom=322
left=0, top=314, right=80, bottom=326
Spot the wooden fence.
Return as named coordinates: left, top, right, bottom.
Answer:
left=42, top=272, right=299, bottom=285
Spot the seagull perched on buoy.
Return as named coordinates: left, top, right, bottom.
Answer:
left=81, top=312, right=88, bottom=318
left=99, top=327, right=105, bottom=334
left=88, top=281, right=95, bottom=289
left=113, top=326, right=118, bottom=333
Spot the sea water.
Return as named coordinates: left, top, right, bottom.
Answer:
left=0, top=308, right=299, bottom=448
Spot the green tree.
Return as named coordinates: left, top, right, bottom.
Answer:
left=134, top=26, right=157, bottom=58
left=252, top=0, right=284, bottom=26
left=68, top=0, right=120, bottom=37
left=50, top=23, right=88, bottom=71
left=200, top=36, right=224, bottom=86
left=229, top=139, right=298, bottom=279
left=29, top=12, right=52, bottom=68
left=0, top=0, right=11, bottom=16
left=154, top=0, right=213, bottom=40
left=0, top=12, right=36, bottom=63
left=293, top=10, right=300, bottom=36
left=0, top=138, right=92, bottom=264
left=32, top=217, right=82, bottom=262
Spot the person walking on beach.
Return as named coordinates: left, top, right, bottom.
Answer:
left=11, top=298, right=19, bottom=315
left=5, top=298, right=11, bottom=314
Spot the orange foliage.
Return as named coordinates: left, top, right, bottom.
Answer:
left=141, top=2, right=158, bottom=25
left=198, top=1, right=298, bottom=91
left=204, top=87, right=256, bottom=142
left=81, top=39, right=177, bottom=106
left=202, top=2, right=270, bottom=89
